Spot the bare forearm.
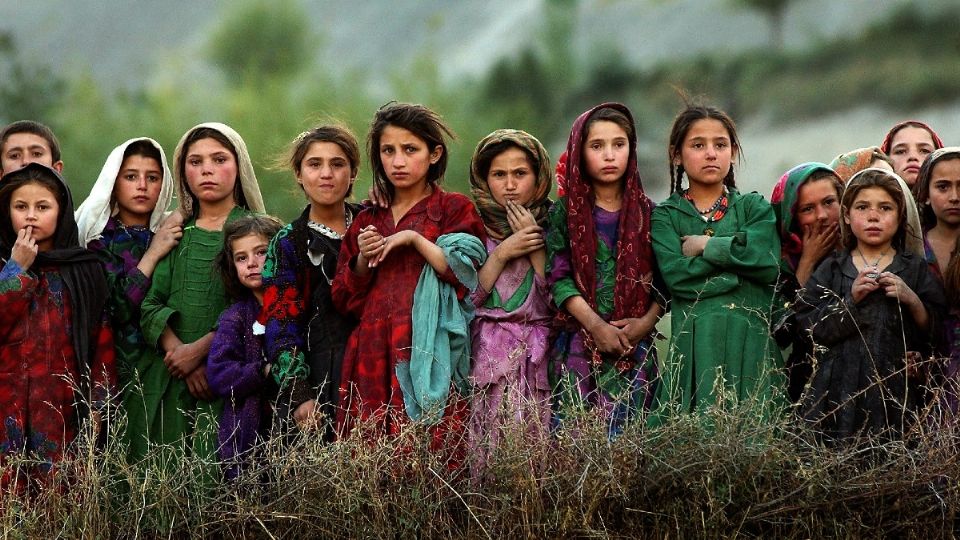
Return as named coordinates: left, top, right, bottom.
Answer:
left=477, top=249, right=507, bottom=293
left=413, top=234, right=448, bottom=274
left=563, top=295, right=605, bottom=332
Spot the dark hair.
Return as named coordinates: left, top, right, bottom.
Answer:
left=473, top=140, right=538, bottom=182
left=870, top=149, right=894, bottom=168
left=284, top=124, right=361, bottom=198
left=914, top=150, right=960, bottom=230
left=0, top=165, right=68, bottom=247
left=367, top=102, right=455, bottom=205
left=122, top=139, right=163, bottom=165
left=178, top=127, right=248, bottom=216
left=216, top=214, right=283, bottom=300
left=884, top=121, right=943, bottom=153
left=805, top=169, right=844, bottom=197
left=0, top=120, right=62, bottom=164
left=841, top=170, right=907, bottom=251
left=667, top=104, right=741, bottom=194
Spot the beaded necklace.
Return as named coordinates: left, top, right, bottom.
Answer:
left=683, top=187, right=728, bottom=223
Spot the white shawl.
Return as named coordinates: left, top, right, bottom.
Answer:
left=172, top=122, right=265, bottom=217
left=74, top=137, right=176, bottom=247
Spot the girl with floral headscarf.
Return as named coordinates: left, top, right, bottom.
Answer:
left=545, top=103, right=663, bottom=435
left=467, top=129, right=554, bottom=468
left=769, top=163, right=843, bottom=402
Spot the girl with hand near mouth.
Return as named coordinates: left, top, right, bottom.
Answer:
left=467, top=129, right=554, bottom=469
left=650, top=103, right=783, bottom=420
left=795, top=168, right=945, bottom=441
left=545, top=103, right=663, bottom=435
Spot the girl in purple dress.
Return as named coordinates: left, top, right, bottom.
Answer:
left=467, top=129, right=554, bottom=470
left=207, top=215, right=283, bottom=479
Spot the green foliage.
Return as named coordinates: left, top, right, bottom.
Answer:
left=208, top=0, right=314, bottom=84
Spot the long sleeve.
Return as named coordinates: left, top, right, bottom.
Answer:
left=140, top=250, right=176, bottom=348
left=701, top=193, right=781, bottom=284
left=0, top=260, right=36, bottom=343
left=89, top=238, right=152, bottom=329
left=794, top=257, right=865, bottom=348
left=545, top=199, right=582, bottom=308
left=260, top=230, right=310, bottom=385
left=89, top=314, right=118, bottom=410
left=331, top=217, right=375, bottom=318
left=208, top=302, right=266, bottom=400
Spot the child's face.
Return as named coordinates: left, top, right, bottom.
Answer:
left=113, top=154, right=163, bottom=226
left=1, top=133, right=61, bottom=174
left=297, top=141, right=354, bottom=207
left=10, top=182, right=59, bottom=252
left=184, top=138, right=238, bottom=206
left=928, top=157, right=960, bottom=228
left=487, top=147, right=536, bottom=207
left=844, top=186, right=900, bottom=250
left=674, top=118, right=736, bottom=188
left=583, top=120, right=629, bottom=187
left=888, top=126, right=936, bottom=187
left=378, top=125, right=441, bottom=192
left=231, top=233, right=269, bottom=291
left=796, top=178, right=840, bottom=231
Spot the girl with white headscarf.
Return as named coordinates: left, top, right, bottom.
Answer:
left=74, top=137, right=182, bottom=453
left=134, top=123, right=266, bottom=466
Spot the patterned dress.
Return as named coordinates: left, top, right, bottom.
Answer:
left=331, top=188, right=485, bottom=443
left=547, top=204, right=658, bottom=431
left=923, top=235, right=960, bottom=416
left=469, top=237, right=553, bottom=464
left=0, top=262, right=115, bottom=486
left=86, top=217, right=155, bottom=443
left=135, top=206, right=253, bottom=464
left=260, top=205, right=360, bottom=441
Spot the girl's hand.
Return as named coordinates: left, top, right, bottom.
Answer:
left=495, top=225, right=544, bottom=262
left=505, top=201, right=537, bottom=233
left=800, top=221, right=839, bottom=263
left=366, top=186, right=389, bottom=209
left=681, top=235, right=710, bottom=257
left=185, top=365, right=214, bottom=400
left=588, top=321, right=632, bottom=356
left=164, top=341, right=204, bottom=378
left=11, top=226, right=38, bottom=271
left=905, top=350, right=924, bottom=379
left=357, top=225, right=385, bottom=268
left=145, top=212, right=184, bottom=259
left=851, top=266, right=881, bottom=303
left=370, top=229, right=419, bottom=266
left=293, top=399, right=322, bottom=430
left=878, top=271, right=921, bottom=308
left=610, top=316, right=655, bottom=346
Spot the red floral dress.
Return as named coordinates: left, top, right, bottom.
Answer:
left=0, top=264, right=115, bottom=487
left=332, top=188, right=485, bottom=444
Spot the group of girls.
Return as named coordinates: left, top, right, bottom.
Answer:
left=1, top=104, right=958, bottom=490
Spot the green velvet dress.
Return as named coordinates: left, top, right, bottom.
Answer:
left=131, top=206, right=253, bottom=464
left=651, top=189, right=784, bottom=418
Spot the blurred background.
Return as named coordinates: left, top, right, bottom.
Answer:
left=1, top=0, right=957, bottom=219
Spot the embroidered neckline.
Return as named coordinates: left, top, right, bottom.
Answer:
left=307, top=209, right=353, bottom=240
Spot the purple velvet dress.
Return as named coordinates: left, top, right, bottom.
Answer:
left=207, top=296, right=272, bottom=479
left=468, top=238, right=553, bottom=465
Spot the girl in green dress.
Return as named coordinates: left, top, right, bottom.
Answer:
left=651, top=104, right=783, bottom=418
left=133, top=123, right=265, bottom=464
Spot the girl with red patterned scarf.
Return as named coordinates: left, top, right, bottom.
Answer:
left=545, top=103, right=664, bottom=435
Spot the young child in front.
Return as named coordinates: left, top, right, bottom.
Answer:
left=795, top=168, right=946, bottom=441
left=467, top=128, right=554, bottom=468
left=135, top=123, right=265, bottom=468
left=207, top=215, right=283, bottom=480
left=651, top=104, right=783, bottom=420
left=545, top=103, right=663, bottom=435
left=0, top=163, right=115, bottom=490
left=331, top=103, right=486, bottom=454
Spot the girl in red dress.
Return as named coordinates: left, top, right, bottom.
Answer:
left=332, top=103, right=486, bottom=448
